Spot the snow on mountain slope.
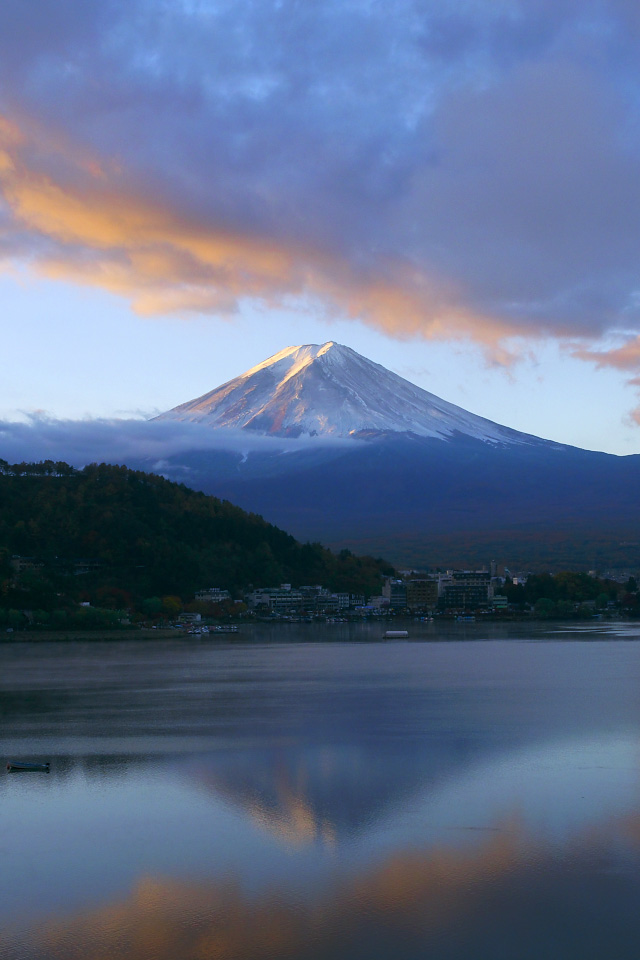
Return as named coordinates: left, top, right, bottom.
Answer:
left=156, top=341, right=542, bottom=445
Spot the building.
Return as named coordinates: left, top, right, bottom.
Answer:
left=195, top=588, right=231, bottom=603
left=406, top=578, right=439, bottom=610
left=438, top=570, right=491, bottom=611
left=382, top=578, right=407, bottom=609
left=246, top=584, right=303, bottom=615
left=246, top=584, right=354, bottom=615
left=369, top=595, right=390, bottom=610
left=490, top=594, right=508, bottom=609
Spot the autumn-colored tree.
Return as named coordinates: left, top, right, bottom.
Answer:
left=161, top=596, right=182, bottom=617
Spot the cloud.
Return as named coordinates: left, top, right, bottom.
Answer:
left=573, top=335, right=640, bottom=421
left=0, top=414, right=346, bottom=470
left=573, top=336, right=640, bottom=383
left=2, top=1, right=640, bottom=376
left=0, top=110, right=522, bottom=363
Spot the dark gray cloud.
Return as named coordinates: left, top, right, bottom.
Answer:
left=1, top=0, right=640, bottom=360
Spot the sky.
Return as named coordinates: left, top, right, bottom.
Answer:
left=2, top=0, right=640, bottom=455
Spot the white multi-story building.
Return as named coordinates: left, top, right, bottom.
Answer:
left=195, top=588, right=231, bottom=603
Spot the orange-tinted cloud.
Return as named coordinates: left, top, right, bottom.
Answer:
left=5, top=101, right=640, bottom=397
left=573, top=336, right=640, bottom=382
left=572, top=336, right=640, bottom=422
left=0, top=111, right=527, bottom=365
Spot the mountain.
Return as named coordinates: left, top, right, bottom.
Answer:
left=156, top=341, right=544, bottom=445
left=149, top=343, right=640, bottom=570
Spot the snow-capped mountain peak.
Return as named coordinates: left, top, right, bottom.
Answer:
left=156, top=341, right=538, bottom=445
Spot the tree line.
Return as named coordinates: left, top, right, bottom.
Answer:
left=498, top=571, right=640, bottom=617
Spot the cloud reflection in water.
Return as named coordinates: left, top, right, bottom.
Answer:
left=29, top=809, right=640, bottom=960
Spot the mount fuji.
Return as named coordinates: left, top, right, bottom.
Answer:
left=156, top=341, right=538, bottom=445
left=145, top=342, right=640, bottom=568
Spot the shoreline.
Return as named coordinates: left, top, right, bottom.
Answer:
left=0, top=627, right=191, bottom=642
left=0, top=616, right=631, bottom=643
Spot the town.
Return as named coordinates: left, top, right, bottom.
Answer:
left=187, top=567, right=639, bottom=624
left=3, top=550, right=640, bottom=633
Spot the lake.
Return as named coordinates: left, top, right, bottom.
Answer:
left=3, top=620, right=640, bottom=959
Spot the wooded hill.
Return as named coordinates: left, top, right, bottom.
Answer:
left=0, top=460, right=393, bottom=613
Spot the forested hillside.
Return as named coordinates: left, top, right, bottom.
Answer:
left=0, top=461, right=392, bottom=617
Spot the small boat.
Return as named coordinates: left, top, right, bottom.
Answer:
left=383, top=630, right=409, bottom=639
left=6, top=761, right=50, bottom=773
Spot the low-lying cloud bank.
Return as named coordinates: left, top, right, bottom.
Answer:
left=0, top=415, right=346, bottom=471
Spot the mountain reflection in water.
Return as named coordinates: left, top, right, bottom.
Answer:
left=185, top=743, right=443, bottom=846
left=2, top=631, right=640, bottom=959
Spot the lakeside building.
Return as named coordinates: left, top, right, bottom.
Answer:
left=248, top=585, right=301, bottom=615
left=298, top=585, right=350, bottom=610
left=378, top=572, right=494, bottom=613
left=490, top=594, right=508, bottom=609
left=438, top=570, right=492, bottom=611
left=382, top=578, right=408, bottom=609
left=178, top=612, right=202, bottom=624
left=406, top=578, right=439, bottom=610
left=246, top=584, right=353, bottom=615
left=368, top=596, right=390, bottom=610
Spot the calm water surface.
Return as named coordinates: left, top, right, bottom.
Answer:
left=2, top=620, right=640, bottom=959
